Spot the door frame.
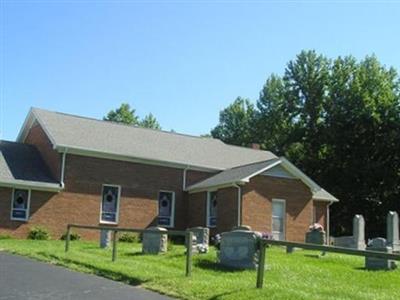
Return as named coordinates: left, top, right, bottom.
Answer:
left=271, top=198, right=286, bottom=240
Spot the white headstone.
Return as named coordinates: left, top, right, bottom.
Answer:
left=353, top=215, right=366, bottom=250
left=100, top=229, right=111, bottom=248
left=142, top=227, right=168, bottom=254
left=387, top=211, right=400, bottom=252
left=187, top=227, right=209, bottom=253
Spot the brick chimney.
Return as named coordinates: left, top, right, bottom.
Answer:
left=249, top=143, right=260, bottom=150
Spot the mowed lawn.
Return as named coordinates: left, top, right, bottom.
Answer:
left=0, top=239, right=399, bottom=300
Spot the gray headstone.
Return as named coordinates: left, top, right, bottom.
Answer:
left=333, top=236, right=354, bottom=248
left=353, top=215, right=366, bottom=250
left=387, top=211, right=400, bottom=252
left=100, top=229, right=111, bottom=248
left=305, top=230, right=326, bottom=245
left=219, top=230, right=259, bottom=269
left=365, top=237, right=396, bottom=270
left=232, top=225, right=252, bottom=231
left=187, top=227, right=209, bottom=253
left=142, top=227, right=168, bottom=254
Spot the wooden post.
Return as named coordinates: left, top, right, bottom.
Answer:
left=256, top=241, right=266, bottom=289
left=185, top=231, right=193, bottom=277
left=112, top=230, right=118, bottom=262
left=65, top=225, right=71, bottom=253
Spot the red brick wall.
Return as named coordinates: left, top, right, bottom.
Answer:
left=186, top=191, right=207, bottom=228
left=64, top=154, right=186, bottom=235
left=185, top=170, right=215, bottom=187
left=2, top=123, right=326, bottom=241
left=0, top=151, right=220, bottom=239
left=314, top=201, right=327, bottom=229
left=24, top=123, right=61, bottom=181
left=241, top=175, right=314, bottom=242
left=216, top=187, right=239, bottom=233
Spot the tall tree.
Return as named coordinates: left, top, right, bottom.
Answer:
left=322, top=55, right=400, bottom=236
left=140, top=113, right=162, bottom=130
left=211, top=97, right=257, bottom=146
left=211, top=51, right=400, bottom=237
left=103, top=103, right=139, bottom=125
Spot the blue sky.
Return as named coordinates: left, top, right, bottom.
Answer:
left=1, top=1, right=399, bottom=140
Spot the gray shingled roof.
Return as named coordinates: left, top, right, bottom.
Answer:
left=29, top=108, right=277, bottom=170
left=186, top=159, right=280, bottom=191
left=186, top=157, right=339, bottom=202
left=0, top=141, right=61, bottom=190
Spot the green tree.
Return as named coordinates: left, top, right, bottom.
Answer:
left=322, top=55, right=400, bottom=236
left=103, top=103, right=139, bottom=125
left=139, top=113, right=161, bottom=130
left=211, top=97, right=257, bottom=146
left=211, top=51, right=400, bottom=237
left=104, top=103, right=162, bottom=130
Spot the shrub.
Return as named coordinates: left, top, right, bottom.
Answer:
left=60, top=232, right=81, bottom=241
left=0, top=234, right=12, bottom=240
left=118, top=233, right=139, bottom=243
left=27, top=226, right=50, bottom=240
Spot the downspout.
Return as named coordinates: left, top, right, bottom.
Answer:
left=182, top=166, right=189, bottom=190
left=60, top=148, right=68, bottom=189
left=233, top=184, right=242, bottom=227
left=326, top=201, right=333, bottom=245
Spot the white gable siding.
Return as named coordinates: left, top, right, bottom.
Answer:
left=262, top=165, right=295, bottom=179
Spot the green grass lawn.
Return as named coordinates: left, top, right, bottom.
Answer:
left=0, top=239, right=399, bottom=300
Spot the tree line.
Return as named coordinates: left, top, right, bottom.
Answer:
left=105, top=50, right=400, bottom=237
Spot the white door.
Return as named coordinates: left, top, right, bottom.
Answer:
left=272, top=199, right=286, bottom=240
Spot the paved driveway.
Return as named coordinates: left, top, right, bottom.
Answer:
left=0, top=252, right=172, bottom=300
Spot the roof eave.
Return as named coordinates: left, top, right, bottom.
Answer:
left=0, top=180, right=63, bottom=192
left=186, top=181, right=246, bottom=194
left=55, top=144, right=222, bottom=173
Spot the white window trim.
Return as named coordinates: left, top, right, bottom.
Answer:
left=157, top=190, right=175, bottom=228
left=10, top=189, right=31, bottom=222
left=271, top=198, right=286, bottom=240
left=99, top=184, right=121, bottom=225
left=206, top=191, right=217, bottom=228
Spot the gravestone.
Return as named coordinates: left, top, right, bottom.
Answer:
left=333, top=236, right=354, bottom=248
left=305, top=230, right=326, bottom=245
left=333, top=215, right=366, bottom=249
left=100, top=229, right=111, bottom=248
left=353, top=215, right=366, bottom=250
left=387, top=211, right=400, bottom=252
left=187, top=227, right=209, bottom=253
left=142, top=227, right=168, bottom=254
left=365, top=238, right=396, bottom=270
left=219, top=230, right=260, bottom=269
left=232, top=225, right=252, bottom=231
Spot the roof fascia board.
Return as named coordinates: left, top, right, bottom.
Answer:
left=279, top=157, right=339, bottom=202
left=279, top=157, right=321, bottom=192
left=313, top=197, right=338, bottom=202
left=16, top=108, right=58, bottom=148
left=56, top=145, right=219, bottom=173
left=241, top=159, right=282, bottom=182
left=16, top=108, right=35, bottom=142
left=187, top=182, right=246, bottom=194
left=186, top=159, right=281, bottom=192
left=31, top=109, right=58, bottom=147
left=0, top=181, right=62, bottom=192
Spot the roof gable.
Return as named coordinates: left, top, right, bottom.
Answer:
left=186, top=157, right=339, bottom=202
